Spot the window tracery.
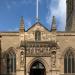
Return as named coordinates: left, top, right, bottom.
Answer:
left=64, top=49, right=75, bottom=73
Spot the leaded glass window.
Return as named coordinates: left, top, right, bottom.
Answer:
left=64, top=50, right=75, bottom=73
left=6, top=51, right=16, bottom=75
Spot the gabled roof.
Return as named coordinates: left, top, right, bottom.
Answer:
left=26, top=22, right=50, bottom=32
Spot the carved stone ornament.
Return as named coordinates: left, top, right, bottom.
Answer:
left=51, top=51, right=56, bottom=68
left=19, top=41, right=59, bottom=57
left=20, top=47, right=25, bottom=67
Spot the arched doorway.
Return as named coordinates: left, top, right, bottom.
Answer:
left=30, top=61, right=46, bottom=75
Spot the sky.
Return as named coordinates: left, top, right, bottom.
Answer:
left=0, top=0, right=66, bottom=32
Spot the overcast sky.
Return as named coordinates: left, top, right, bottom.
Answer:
left=0, top=0, right=66, bottom=31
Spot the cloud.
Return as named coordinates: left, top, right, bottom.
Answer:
left=46, top=0, right=66, bottom=31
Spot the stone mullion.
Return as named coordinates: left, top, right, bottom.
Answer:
left=70, top=55, right=72, bottom=74
left=9, top=56, right=11, bottom=74
left=67, top=56, right=68, bottom=74
left=13, top=56, right=15, bottom=74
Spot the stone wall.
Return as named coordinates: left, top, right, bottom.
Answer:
left=56, top=32, right=75, bottom=74
left=24, top=23, right=56, bottom=41
left=0, top=32, right=19, bottom=51
left=1, top=24, right=75, bottom=75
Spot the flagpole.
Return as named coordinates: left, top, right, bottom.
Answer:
left=36, top=0, right=39, bottom=22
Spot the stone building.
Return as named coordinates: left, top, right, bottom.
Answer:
left=1, top=0, right=75, bottom=75
left=66, top=0, right=75, bottom=32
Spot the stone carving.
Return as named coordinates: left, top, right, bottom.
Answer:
left=26, top=47, right=51, bottom=56
left=51, top=51, right=56, bottom=68
left=20, top=51, right=24, bottom=66
left=25, top=41, right=59, bottom=56
left=20, top=47, right=25, bottom=67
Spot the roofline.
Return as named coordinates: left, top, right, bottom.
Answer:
left=26, top=22, right=50, bottom=32
left=0, top=31, right=19, bottom=33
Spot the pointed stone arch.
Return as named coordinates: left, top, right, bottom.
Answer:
left=61, top=47, right=75, bottom=59
left=64, top=47, right=75, bottom=73
left=60, top=47, right=75, bottom=74
left=3, top=47, right=16, bottom=75
left=30, top=60, right=46, bottom=75
left=27, top=57, right=49, bottom=73
left=64, top=50, right=75, bottom=73
left=6, top=47, right=16, bottom=55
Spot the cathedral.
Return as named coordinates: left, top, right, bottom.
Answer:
left=0, top=0, right=75, bottom=75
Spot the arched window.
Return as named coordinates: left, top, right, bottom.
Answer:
left=6, top=50, right=16, bottom=75
left=35, top=31, right=41, bottom=41
left=64, top=50, right=75, bottom=73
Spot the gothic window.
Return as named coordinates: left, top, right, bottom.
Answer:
left=6, top=51, right=16, bottom=75
left=64, top=50, right=75, bottom=73
left=6, top=54, right=10, bottom=74
left=35, top=31, right=41, bottom=41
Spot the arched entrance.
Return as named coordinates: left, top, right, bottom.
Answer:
left=30, top=61, right=46, bottom=75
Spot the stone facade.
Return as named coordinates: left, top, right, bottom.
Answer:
left=1, top=0, right=75, bottom=75
left=1, top=21, right=75, bottom=75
